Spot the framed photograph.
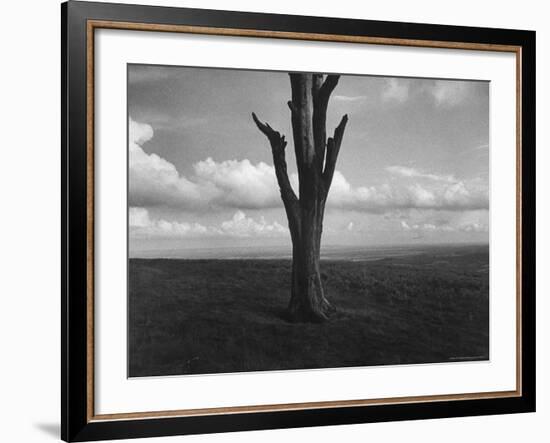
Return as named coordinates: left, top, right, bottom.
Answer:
left=62, top=1, right=536, bottom=441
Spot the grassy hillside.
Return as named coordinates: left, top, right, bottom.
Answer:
left=128, top=245, right=489, bottom=377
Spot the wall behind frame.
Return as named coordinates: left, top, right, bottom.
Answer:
left=0, top=0, right=547, bottom=442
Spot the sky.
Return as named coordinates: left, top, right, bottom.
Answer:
left=128, top=64, right=489, bottom=257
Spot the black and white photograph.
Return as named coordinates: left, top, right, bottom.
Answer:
left=128, top=65, right=490, bottom=377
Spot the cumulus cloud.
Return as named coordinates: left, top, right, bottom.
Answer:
left=129, top=206, right=151, bottom=228
left=130, top=207, right=209, bottom=237
left=129, top=117, right=282, bottom=210
left=429, top=80, right=470, bottom=107
left=401, top=219, right=487, bottom=233
left=129, top=207, right=287, bottom=238
left=400, top=213, right=488, bottom=234
left=333, top=95, right=367, bottom=103
left=401, top=221, right=444, bottom=231
left=220, top=211, right=287, bottom=237
left=327, top=171, right=487, bottom=212
left=129, top=134, right=208, bottom=209
left=381, top=78, right=410, bottom=103
left=129, top=119, right=154, bottom=145
left=386, top=165, right=456, bottom=183
left=380, top=78, right=476, bottom=107
left=129, top=118, right=487, bottom=215
left=459, top=222, right=488, bottom=232
left=193, top=158, right=281, bottom=209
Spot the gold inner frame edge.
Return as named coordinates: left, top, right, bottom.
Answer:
left=85, top=19, right=523, bottom=423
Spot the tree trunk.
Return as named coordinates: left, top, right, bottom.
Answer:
left=252, top=73, right=348, bottom=323
left=288, top=208, right=332, bottom=322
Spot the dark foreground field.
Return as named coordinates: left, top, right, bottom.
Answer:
left=128, top=245, right=489, bottom=377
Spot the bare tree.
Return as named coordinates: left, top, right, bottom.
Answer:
left=252, top=73, right=348, bottom=322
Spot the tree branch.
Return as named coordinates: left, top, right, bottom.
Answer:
left=312, top=74, right=324, bottom=95
left=252, top=112, right=299, bottom=210
left=287, top=100, right=297, bottom=114
left=323, top=114, right=348, bottom=193
left=313, top=75, right=341, bottom=172
left=318, top=75, right=340, bottom=102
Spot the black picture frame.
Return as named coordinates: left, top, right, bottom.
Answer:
left=62, top=1, right=536, bottom=441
